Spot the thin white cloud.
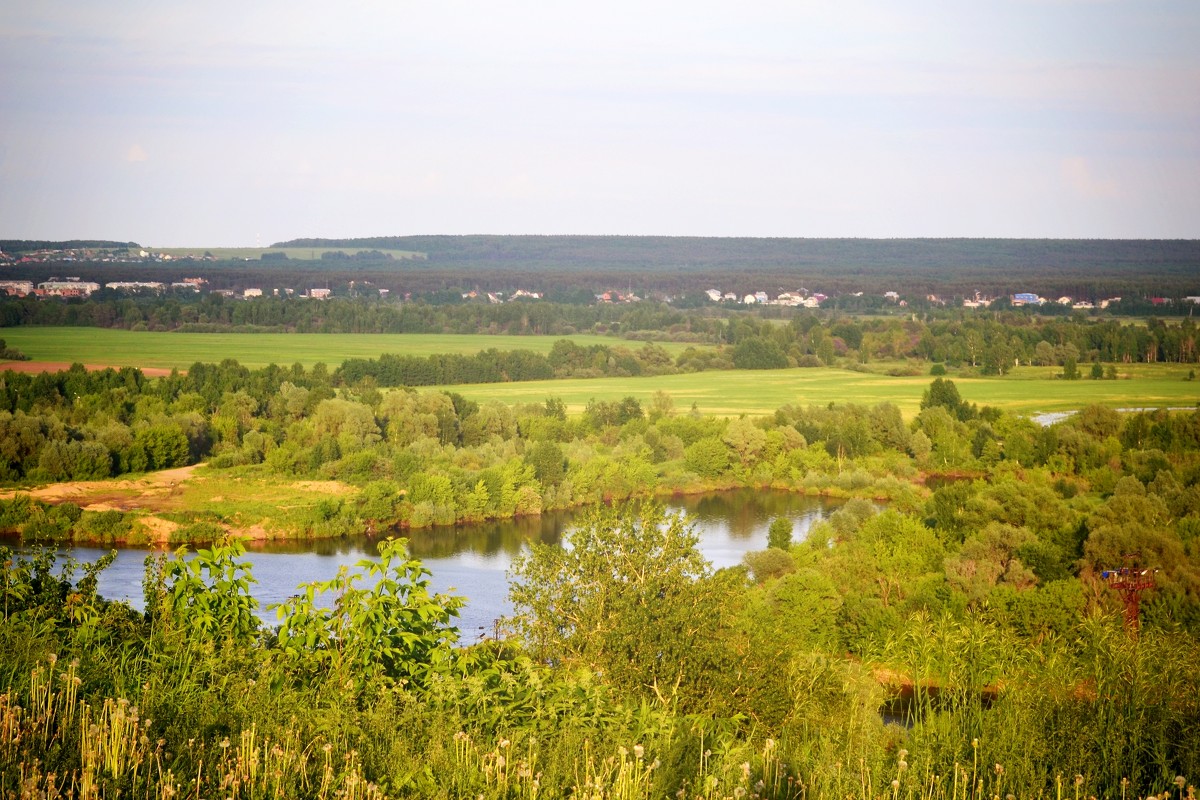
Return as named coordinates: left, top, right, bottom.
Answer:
left=1061, top=156, right=1118, bottom=199
left=1, top=0, right=1196, bottom=241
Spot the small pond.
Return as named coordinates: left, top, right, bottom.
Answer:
left=19, top=489, right=844, bottom=640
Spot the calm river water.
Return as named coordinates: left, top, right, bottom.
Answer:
left=28, top=490, right=841, bottom=641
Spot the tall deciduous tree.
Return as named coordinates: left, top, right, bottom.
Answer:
left=507, top=503, right=747, bottom=711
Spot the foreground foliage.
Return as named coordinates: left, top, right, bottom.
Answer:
left=2, top=505, right=1199, bottom=799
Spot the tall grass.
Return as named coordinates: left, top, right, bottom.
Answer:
left=2, top=546, right=1197, bottom=799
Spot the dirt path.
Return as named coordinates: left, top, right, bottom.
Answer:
left=0, top=464, right=201, bottom=510
left=3, top=464, right=357, bottom=545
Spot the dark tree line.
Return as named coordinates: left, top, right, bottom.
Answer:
left=5, top=235, right=1200, bottom=300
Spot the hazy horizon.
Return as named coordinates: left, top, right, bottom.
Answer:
left=3, top=2, right=1197, bottom=246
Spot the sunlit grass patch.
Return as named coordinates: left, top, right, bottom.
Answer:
left=437, top=363, right=1200, bottom=419
left=0, top=328, right=702, bottom=370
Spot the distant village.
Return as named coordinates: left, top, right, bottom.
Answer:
left=0, top=246, right=214, bottom=266
left=1, top=245, right=1195, bottom=310
left=0, top=275, right=1169, bottom=313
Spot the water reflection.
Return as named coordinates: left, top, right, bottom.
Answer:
left=12, top=490, right=841, bottom=639
left=403, top=510, right=573, bottom=560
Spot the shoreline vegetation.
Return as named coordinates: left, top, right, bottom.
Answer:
left=0, top=465, right=925, bottom=548
left=0, top=344, right=1195, bottom=547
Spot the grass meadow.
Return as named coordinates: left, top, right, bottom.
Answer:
left=442, top=363, right=1200, bottom=418
left=1, top=327, right=1196, bottom=417
left=0, top=328, right=695, bottom=370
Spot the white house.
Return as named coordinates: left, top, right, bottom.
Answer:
left=38, top=280, right=100, bottom=297
left=0, top=281, right=34, bottom=296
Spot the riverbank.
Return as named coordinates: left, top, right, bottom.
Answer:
left=0, top=460, right=923, bottom=547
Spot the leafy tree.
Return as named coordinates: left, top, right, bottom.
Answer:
left=147, top=537, right=260, bottom=645
left=731, top=336, right=789, bottom=369
left=722, top=416, right=767, bottom=468
left=507, top=503, right=747, bottom=711
left=312, top=398, right=381, bottom=453
left=134, top=424, right=190, bottom=470
left=743, top=547, right=795, bottom=583
left=920, top=378, right=973, bottom=421
left=684, top=436, right=730, bottom=478
left=767, top=516, right=793, bottom=550
left=525, top=440, right=566, bottom=487
left=944, top=522, right=1038, bottom=606
left=272, top=537, right=463, bottom=688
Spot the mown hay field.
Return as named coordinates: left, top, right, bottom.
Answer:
left=0, top=328, right=696, bottom=370
left=1, top=327, right=1196, bottom=417
left=442, top=363, right=1200, bottom=418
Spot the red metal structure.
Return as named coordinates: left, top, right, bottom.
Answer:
left=1100, top=561, right=1158, bottom=634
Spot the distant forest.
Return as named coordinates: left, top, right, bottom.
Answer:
left=270, top=235, right=1200, bottom=294
left=5, top=236, right=1199, bottom=300
left=0, top=239, right=138, bottom=252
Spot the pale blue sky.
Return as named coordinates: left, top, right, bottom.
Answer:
left=1, top=1, right=1197, bottom=245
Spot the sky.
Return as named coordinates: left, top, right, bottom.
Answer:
left=1, top=1, right=1197, bottom=245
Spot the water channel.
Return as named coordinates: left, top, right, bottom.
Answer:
left=29, top=490, right=843, bottom=641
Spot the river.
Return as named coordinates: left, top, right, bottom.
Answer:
left=21, top=490, right=841, bottom=641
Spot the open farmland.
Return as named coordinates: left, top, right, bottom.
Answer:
left=0, top=327, right=697, bottom=370
left=438, top=363, right=1200, bottom=418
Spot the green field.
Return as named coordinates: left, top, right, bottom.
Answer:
left=149, top=246, right=425, bottom=261
left=0, top=327, right=698, bottom=370
left=2, top=328, right=1196, bottom=418
left=440, top=364, right=1200, bottom=418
